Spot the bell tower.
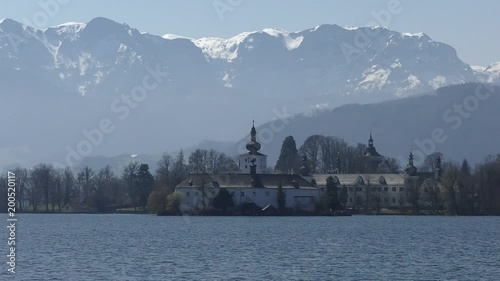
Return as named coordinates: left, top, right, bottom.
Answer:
left=238, top=121, right=267, bottom=174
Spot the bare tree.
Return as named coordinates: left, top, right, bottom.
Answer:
left=51, top=169, right=64, bottom=211
left=30, top=163, right=55, bottom=212
left=156, top=153, right=173, bottom=190
left=442, top=162, right=460, bottom=215
left=13, top=167, right=29, bottom=211
left=77, top=166, right=95, bottom=204
left=122, top=162, right=139, bottom=206
left=299, top=135, right=323, bottom=173
left=62, top=167, right=75, bottom=206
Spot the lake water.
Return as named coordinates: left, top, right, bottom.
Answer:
left=3, top=214, right=499, bottom=280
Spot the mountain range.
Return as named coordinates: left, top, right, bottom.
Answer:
left=0, top=17, right=498, bottom=170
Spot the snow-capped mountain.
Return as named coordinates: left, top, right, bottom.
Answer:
left=192, top=25, right=489, bottom=97
left=0, top=17, right=498, bottom=169
left=1, top=17, right=497, bottom=100
left=472, top=62, right=500, bottom=83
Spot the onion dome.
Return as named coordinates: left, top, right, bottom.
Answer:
left=246, top=121, right=261, bottom=154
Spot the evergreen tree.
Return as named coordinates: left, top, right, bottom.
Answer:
left=213, top=189, right=234, bottom=212
left=339, top=185, right=348, bottom=208
left=172, top=150, right=188, bottom=185
left=275, top=136, right=299, bottom=174
left=326, top=176, right=341, bottom=211
left=276, top=182, right=286, bottom=213
left=134, top=164, right=155, bottom=209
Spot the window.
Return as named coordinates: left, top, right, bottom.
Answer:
left=400, top=187, right=404, bottom=192
left=245, top=159, right=247, bottom=162
left=349, top=187, right=353, bottom=192
left=349, top=198, right=353, bottom=203
left=356, top=187, right=362, bottom=192
left=392, top=197, right=396, bottom=203
left=377, top=187, right=382, bottom=192
left=392, top=187, right=397, bottom=192
left=252, top=191, right=256, bottom=196
left=186, top=192, right=190, bottom=197
left=240, top=192, right=245, bottom=197
left=384, top=187, right=388, bottom=192
left=245, top=165, right=247, bottom=169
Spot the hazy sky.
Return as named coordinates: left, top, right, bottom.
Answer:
left=1, top=0, right=498, bottom=66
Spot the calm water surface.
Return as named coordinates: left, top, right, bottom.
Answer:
left=4, top=214, right=499, bottom=280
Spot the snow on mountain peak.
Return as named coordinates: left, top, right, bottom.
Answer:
left=402, top=32, right=428, bottom=38
left=162, top=34, right=194, bottom=40
left=261, top=27, right=288, bottom=37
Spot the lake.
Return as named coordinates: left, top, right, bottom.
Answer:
left=3, top=214, right=499, bottom=280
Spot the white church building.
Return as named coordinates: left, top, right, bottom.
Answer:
left=176, top=122, right=321, bottom=214
left=175, top=121, right=438, bottom=214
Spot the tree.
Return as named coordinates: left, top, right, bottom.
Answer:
left=407, top=177, right=421, bottom=215
left=275, top=136, right=299, bottom=174
left=299, top=135, right=323, bottom=174
left=51, top=169, right=64, bottom=211
left=156, top=153, right=173, bottom=191
left=77, top=167, right=95, bottom=204
left=94, top=165, right=115, bottom=211
left=30, top=163, right=55, bottom=211
left=122, top=162, right=140, bottom=206
left=384, top=158, right=401, bottom=173
left=420, top=152, right=444, bottom=173
left=421, top=178, right=443, bottom=213
left=12, top=167, right=29, bottom=211
left=276, top=182, right=286, bottom=213
left=442, top=162, right=460, bottom=215
left=0, top=174, right=8, bottom=213
left=339, top=185, right=348, bottom=208
left=213, top=188, right=234, bottom=212
left=188, top=149, right=239, bottom=174
left=189, top=149, right=207, bottom=173
left=167, top=192, right=183, bottom=213
left=62, top=167, right=75, bottom=206
left=326, top=176, right=341, bottom=211
left=172, top=150, right=188, bottom=186
left=134, top=164, right=154, bottom=209
left=147, top=187, right=170, bottom=214
left=457, top=159, right=474, bottom=214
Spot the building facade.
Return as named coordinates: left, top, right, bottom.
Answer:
left=176, top=122, right=320, bottom=214
left=175, top=122, right=440, bottom=213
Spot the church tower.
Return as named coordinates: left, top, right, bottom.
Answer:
left=238, top=121, right=267, bottom=174
left=364, top=132, right=384, bottom=173
left=405, top=148, right=418, bottom=176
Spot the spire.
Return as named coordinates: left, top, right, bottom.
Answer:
left=408, top=147, right=414, bottom=166
left=335, top=152, right=341, bottom=174
left=435, top=154, right=442, bottom=181
left=405, top=147, right=417, bottom=176
left=368, top=130, right=374, bottom=147
left=250, top=120, right=256, bottom=141
left=246, top=121, right=261, bottom=154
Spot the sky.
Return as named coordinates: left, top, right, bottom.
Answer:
left=1, top=0, right=498, bottom=66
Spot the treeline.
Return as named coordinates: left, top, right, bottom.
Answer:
left=422, top=153, right=500, bottom=215
left=0, top=149, right=238, bottom=213
left=275, top=134, right=400, bottom=174
left=275, top=135, right=500, bottom=215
